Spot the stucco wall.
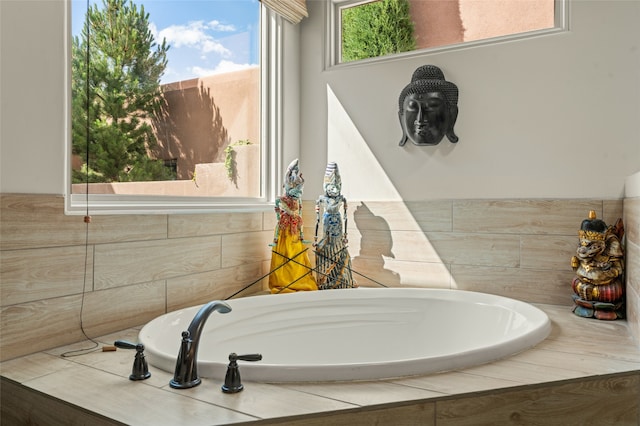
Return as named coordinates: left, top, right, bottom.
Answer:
left=459, top=0, right=554, bottom=42
left=152, top=68, right=260, bottom=180
left=409, top=0, right=554, bottom=49
left=409, top=0, right=464, bottom=48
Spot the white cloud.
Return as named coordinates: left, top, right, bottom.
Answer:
left=151, top=16, right=254, bottom=84
left=149, top=22, right=159, bottom=40
left=201, top=39, right=230, bottom=55
left=208, top=20, right=236, bottom=32
left=157, top=21, right=231, bottom=57
left=192, top=60, right=256, bottom=77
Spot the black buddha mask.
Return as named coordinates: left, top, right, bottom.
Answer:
left=398, top=65, right=459, bottom=146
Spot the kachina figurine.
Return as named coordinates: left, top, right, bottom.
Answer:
left=268, top=159, right=318, bottom=294
left=398, top=65, right=459, bottom=146
left=571, top=210, right=625, bottom=320
left=313, top=162, right=356, bottom=290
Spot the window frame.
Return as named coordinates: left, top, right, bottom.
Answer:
left=325, top=0, right=569, bottom=70
left=64, top=2, right=284, bottom=215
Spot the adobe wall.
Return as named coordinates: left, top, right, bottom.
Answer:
left=151, top=67, right=260, bottom=180
left=409, top=0, right=464, bottom=48
left=409, top=0, right=554, bottom=50
left=460, top=0, right=555, bottom=42
left=71, top=144, right=260, bottom=197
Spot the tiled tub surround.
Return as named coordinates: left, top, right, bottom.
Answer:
left=2, top=194, right=634, bottom=362
left=1, top=304, right=639, bottom=425
left=1, top=193, right=639, bottom=423
left=625, top=171, right=640, bottom=346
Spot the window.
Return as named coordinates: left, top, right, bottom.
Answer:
left=328, top=0, right=566, bottom=67
left=67, top=0, right=283, bottom=213
left=163, top=158, right=178, bottom=178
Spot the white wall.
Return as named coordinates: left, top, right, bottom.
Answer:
left=1, top=0, right=68, bottom=194
left=2, top=1, right=639, bottom=200
left=299, top=0, right=640, bottom=201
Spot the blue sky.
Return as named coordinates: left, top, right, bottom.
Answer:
left=72, top=0, right=260, bottom=84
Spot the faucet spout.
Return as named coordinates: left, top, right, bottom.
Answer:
left=169, top=301, right=231, bottom=389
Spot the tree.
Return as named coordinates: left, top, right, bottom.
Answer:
left=341, top=0, right=416, bottom=63
left=72, top=0, right=173, bottom=183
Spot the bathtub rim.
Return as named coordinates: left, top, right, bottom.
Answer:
left=139, top=287, right=552, bottom=383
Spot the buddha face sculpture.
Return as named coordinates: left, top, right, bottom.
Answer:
left=398, top=65, right=459, bottom=146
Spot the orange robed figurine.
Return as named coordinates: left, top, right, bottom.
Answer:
left=268, top=159, right=318, bottom=293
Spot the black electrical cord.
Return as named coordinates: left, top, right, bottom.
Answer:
left=62, top=1, right=99, bottom=357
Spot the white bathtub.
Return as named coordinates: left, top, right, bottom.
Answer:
left=139, top=288, right=551, bottom=382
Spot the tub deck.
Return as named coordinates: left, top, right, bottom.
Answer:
left=1, top=303, right=639, bottom=425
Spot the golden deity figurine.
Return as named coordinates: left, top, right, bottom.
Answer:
left=571, top=210, right=625, bottom=320
left=268, top=159, right=318, bottom=294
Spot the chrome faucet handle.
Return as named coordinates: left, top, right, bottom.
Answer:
left=114, top=340, right=151, bottom=381
left=221, top=352, right=262, bottom=393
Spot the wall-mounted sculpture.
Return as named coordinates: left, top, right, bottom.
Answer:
left=571, top=210, right=625, bottom=320
left=398, top=65, right=459, bottom=146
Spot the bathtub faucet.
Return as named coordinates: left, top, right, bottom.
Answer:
left=169, top=300, right=232, bottom=389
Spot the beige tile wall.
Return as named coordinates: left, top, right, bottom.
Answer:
left=0, top=194, right=272, bottom=361
left=624, top=197, right=640, bottom=345
left=1, top=194, right=636, bottom=362
left=305, top=199, right=625, bottom=303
